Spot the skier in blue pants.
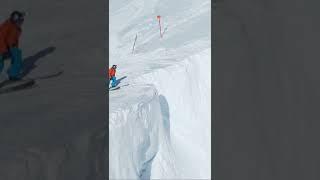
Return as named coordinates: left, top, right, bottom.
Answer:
left=108, top=65, right=117, bottom=88
left=0, top=11, right=25, bottom=81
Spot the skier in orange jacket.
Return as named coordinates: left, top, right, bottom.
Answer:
left=0, top=11, right=25, bottom=80
left=109, top=65, right=117, bottom=88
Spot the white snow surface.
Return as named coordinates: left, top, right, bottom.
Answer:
left=109, top=0, right=211, bottom=179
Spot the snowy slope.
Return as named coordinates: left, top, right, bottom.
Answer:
left=109, top=0, right=211, bottom=179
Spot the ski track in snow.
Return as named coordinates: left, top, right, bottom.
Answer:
left=109, top=0, right=211, bottom=179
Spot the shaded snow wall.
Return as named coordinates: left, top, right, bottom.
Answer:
left=109, top=86, right=162, bottom=179
left=134, top=49, right=211, bottom=179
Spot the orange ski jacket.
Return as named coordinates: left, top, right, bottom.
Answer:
left=109, top=67, right=116, bottom=79
left=0, top=19, right=22, bottom=54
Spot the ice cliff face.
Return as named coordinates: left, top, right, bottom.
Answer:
left=109, top=49, right=211, bottom=179
left=109, top=85, right=161, bottom=179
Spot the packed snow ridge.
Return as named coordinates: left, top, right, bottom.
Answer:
left=109, top=0, right=211, bottom=179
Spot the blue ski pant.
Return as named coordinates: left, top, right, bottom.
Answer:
left=0, top=47, right=23, bottom=78
left=109, top=76, right=117, bottom=87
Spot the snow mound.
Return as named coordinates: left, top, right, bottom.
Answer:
left=109, top=49, right=210, bottom=179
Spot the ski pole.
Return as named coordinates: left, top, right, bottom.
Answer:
left=132, top=34, right=138, bottom=54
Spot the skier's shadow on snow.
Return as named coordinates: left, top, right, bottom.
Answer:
left=21, top=46, right=56, bottom=77
left=115, top=76, right=127, bottom=86
left=159, top=95, right=171, bottom=140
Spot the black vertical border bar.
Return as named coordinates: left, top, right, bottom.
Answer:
left=106, top=0, right=110, bottom=179
left=211, top=0, right=215, bottom=179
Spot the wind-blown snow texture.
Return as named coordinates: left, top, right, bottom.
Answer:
left=109, top=0, right=211, bottom=179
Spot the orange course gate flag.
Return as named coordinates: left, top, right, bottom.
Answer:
left=157, top=15, right=162, bottom=38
